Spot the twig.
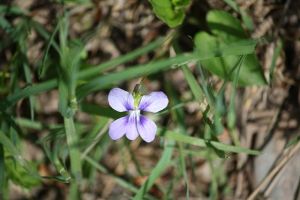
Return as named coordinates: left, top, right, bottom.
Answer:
left=247, top=141, right=300, bottom=200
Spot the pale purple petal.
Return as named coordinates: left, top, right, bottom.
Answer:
left=138, top=92, right=168, bottom=113
left=125, top=112, right=139, bottom=140
left=137, top=115, right=157, bottom=143
left=108, top=116, right=128, bottom=140
left=108, top=88, right=134, bottom=112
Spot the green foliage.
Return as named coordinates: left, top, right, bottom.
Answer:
left=0, top=145, right=5, bottom=195
left=160, top=129, right=259, bottom=155
left=149, top=0, right=190, bottom=28
left=0, top=2, right=270, bottom=199
left=5, top=158, right=40, bottom=188
left=194, top=10, right=267, bottom=86
left=223, top=0, right=254, bottom=30
left=133, top=141, right=174, bottom=200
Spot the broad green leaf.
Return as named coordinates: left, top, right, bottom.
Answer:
left=207, top=10, right=247, bottom=41
left=194, top=11, right=267, bottom=86
left=222, top=0, right=254, bottom=31
left=149, top=0, right=190, bottom=28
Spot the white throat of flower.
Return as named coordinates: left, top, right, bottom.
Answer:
left=129, top=109, right=140, bottom=121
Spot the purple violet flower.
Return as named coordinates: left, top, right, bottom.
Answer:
left=108, top=88, right=168, bottom=143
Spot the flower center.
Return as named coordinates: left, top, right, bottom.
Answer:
left=129, top=109, right=140, bottom=116
left=128, top=109, right=140, bottom=123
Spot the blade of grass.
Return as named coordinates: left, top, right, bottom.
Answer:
left=227, top=56, right=246, bottom=146
left=39, top=128, right=71, bottom=183
left=30, top=20, right=60, bottom=52
left=133, top=140, right=174, bottom=200
left=159, top=129, right=259, bottom=155
left=80, top=119, right=111, bottom=160
left=181, top=64, right=214, bottom=125
left=0, top=5, right=25, bottom=15
left=40, top=19, right=61, bottom=78
left=64, top=117, right=81, bottom=181
left=269, top=39, right=283, bottom=84
left=181, top=65, right=205, bottom=102
left=23, top=63, right=35, bottom=120
left=81, top=104, right=259, bottom=155
left=2, top=39, right=257, bottom=109
left=76, top=53, right=197, bottom=99
left=15, top=117, right=61, bottom=130
left=79, top=36, right=166, bottom=79
left=80, top=103, right=124, bottom=119
left=165, top=80, right=190, bottom=199
left=0, top=37, right=166, bottom=109
left=0, top=144, right=4, bottom=197
left=84, top=156, right=157, bottom=200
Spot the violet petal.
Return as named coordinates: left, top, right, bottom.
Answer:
left=138, top=91, right=168, bottom=113
left=108, top=116, right=128, bottom=140
left=125, top=112, right=139, bottom=140
left=108, top=88, right=134, bottom=112
left=137, top=115, right=157, bottom=143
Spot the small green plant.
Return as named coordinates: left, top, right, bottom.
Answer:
left=149, top=0, right=190, bottom=28
left=1, top=1, right=288, bottom=200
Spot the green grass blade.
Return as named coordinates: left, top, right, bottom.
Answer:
left=64, top=117, right=82, bottom=181
left=133, top=141, right=174, bottom=200
left=39, top=128, right=71, bottom=183
left=30, top=20, right=60, bottom=52
left=0, top=5, right=25, bottom=15
left=1, top=38, right=165, bottom=109
left=165, top=80, right=190, bottom=199
left=227, top=56, right=245, bottom=146
left=40, top=20, right=61, bottom=78
left=23, top=63, right=35, bottom=120
left=76, top=53, right=196, bottom=99
left=0, top=144, right=5, bottom=198
left=181, top=65, right=205, bottom=102
left=1, top=80, right=57, bottom=109
left=15, top=118, right=61, bottom=130
left=2, top=39, right=259, bottom=109
left=84, top=156, right=157, bottom=200
left=269, top=39, right=283, bottom=84
left=80, top=103, right=124, bottom=119
left=160, top=129, right=259, bottom=155
left=79, top=37, right=166, bottom=78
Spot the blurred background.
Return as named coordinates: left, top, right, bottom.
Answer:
left=0, top=0, right=300, bottom=199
